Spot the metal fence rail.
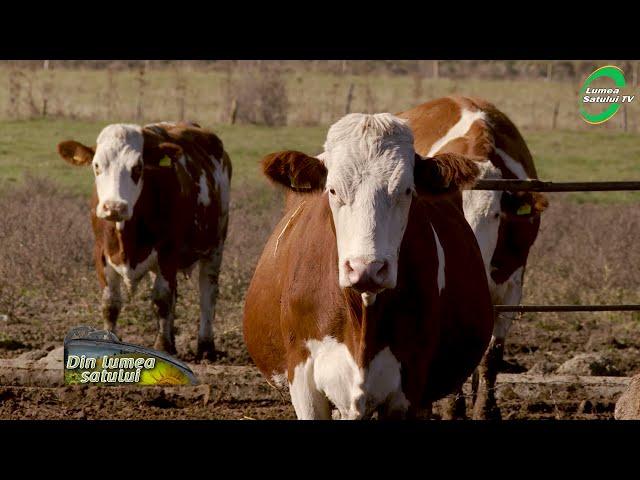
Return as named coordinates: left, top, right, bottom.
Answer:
left=473, top=179, right=640, bottom=192
left=475, top=178, right=640, bottom=314
left=495, top=304, right=640, bottom=313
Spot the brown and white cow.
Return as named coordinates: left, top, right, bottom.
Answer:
left=57, top=121, right=232, bottom=359
left=243, top=113, right=493, bottom=419
left=398, top=96, right=549, bottom=419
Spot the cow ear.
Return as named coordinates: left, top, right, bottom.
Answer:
left=144, top=142, right=184, bottom=168
left=532, top=192, right=549, bottom=213
left=414, top=152, right=480, bottom=196
left=262, top=150, right=327, bottom=192
left=57, top=140, right=95, bottom=166
left=504, top=191, right=549, bottom=219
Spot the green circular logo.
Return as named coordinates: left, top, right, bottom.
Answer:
left=579, top=66, right=626, bottom=125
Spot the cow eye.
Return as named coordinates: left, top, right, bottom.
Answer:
left=329, top=188, right=336, bottom=195
left=93, top=163, right=101, bottom=176
left=494, top=212, right=501, bottom=219
left=405, top=188, right=412, bottom=195
left=131, top=162, right=143, bottom=184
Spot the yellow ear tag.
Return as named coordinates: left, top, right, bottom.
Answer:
left=73, top=155, right=83, bottom=163
left=517, top=203, right=532, bottom=216
left=159, top=155, right=172, bottom=167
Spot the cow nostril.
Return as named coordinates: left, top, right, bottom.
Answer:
left=377, top=261, right=389, bottom=278
left=104, top=201, right=127, bottom=215
left=345, top=260, right=354, bottom=274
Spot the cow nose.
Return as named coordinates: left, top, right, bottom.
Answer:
left=345, top=258, right=388, bottom=292
left=103, top=201, right=128, bottom=217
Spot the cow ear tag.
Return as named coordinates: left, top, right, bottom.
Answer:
left=159, top=155, right=172, bottom=167
left=517, top=203, right=532, bottom=216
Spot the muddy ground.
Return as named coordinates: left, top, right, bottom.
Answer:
left=1, top=179, right=640, bottom=420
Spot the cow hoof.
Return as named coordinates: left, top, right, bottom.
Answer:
left=441, top=394, right=467, bottom=420
left=472, top=404, right=502, bottom=421
left=153, top=336, right=177, bottom=355
left=196, top=341, right=223, bottom=361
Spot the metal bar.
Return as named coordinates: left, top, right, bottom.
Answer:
left=494, top=304, right=640, bottom=313
left=473, top=179, right=640, bottom=192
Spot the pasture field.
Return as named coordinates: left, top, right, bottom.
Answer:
left=1, top=118, right=640, bottom=419
left=2, top=64, right=639, bottom=133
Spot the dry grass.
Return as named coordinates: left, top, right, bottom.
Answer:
left=0, top=176, right=93, bottom=320
left=0, top=174, right=283, bottom=362
left=507, top=197, right=640, bottom=375
left=2, top=177, right=640, bottom=377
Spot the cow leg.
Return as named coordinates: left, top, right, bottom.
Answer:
left=196, top=246, right=224, bottom=360
left=151, top=270, right=177, bottom=355
left=442, top=387, right=467, bottom=420
left=378, top=391, right=410, bottom=420
left=474, top=267, right=524, bottom=420
left=472, top=334, right=505, bottom=420
left=473, top=313, right=515, bottom=420
left=289, top=359, right=331, bottom=420
left=101, top=264, right=122, bottom=335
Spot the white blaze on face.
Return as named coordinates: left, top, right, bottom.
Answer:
left=322, top=113, right=416, bottom=295
left=462, top=162, right=503, bottom=275
left=93, top=124, right=145, bottom=221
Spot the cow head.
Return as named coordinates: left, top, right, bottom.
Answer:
left=462, top=161, right=549, bottom=281
left=57, top=124, right=183, bottom=222
left=262, top=113, right=479, bottom=304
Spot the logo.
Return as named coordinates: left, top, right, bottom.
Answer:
left=579, top=66, right=635, bottom=125
left=63, top=326, right=197, bottom=386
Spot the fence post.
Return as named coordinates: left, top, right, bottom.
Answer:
left=42, top=62, right=53, bottom=117
left=228, top=98, right=238, bottom=125
left=552, top=102, right=560, bottom=130
left=7, top=68, right=21, bottom=119
left=345, top=83, right=355, bottom=114
left=175, top=67, right=186, bottom=121
left=135, top=62, right=146, bottom=122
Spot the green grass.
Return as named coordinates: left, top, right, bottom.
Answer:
left=0, top=119, right=327, bottom=197
left=527, top=129, right=640, bottom=203
left=0, top=118, right=638, bottom=203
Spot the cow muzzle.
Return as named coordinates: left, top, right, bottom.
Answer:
left=343, top=258, right=391, bottom=294
left=99, top=200, right=130, bottom=221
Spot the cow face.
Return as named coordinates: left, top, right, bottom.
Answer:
left=463, top=161, right=549, bottom=281
left=58, top=124, right=183, bottom=222
left=262, top=113, right=480, bottom=304
left=462, top=162, right=504, bottom=269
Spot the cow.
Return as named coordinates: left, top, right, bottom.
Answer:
left=398, top=96, right=549, bottom=419
left=57, top=121, right=232, bottom=360
left=243, top=112, right=494, bottom=419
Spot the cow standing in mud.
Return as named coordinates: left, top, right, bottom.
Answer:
left=243, top=113, right=493, bottom=419
left=399, top=97, right=548, bottom=419
left=57, top=121, right=232, bottom=360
